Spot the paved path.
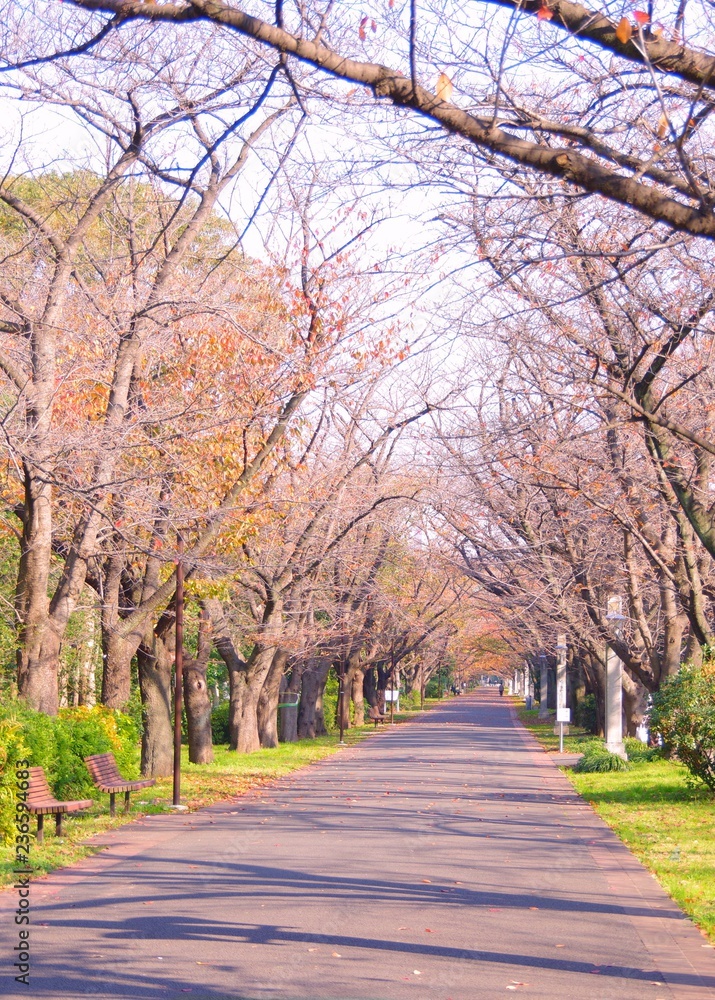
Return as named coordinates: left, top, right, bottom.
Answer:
left=3, top=693, right=714, bottom=999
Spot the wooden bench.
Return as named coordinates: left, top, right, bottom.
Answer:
left=84, top=753, right=155, bottom=816
left=28, top=767, right=93, bottom=843
left=368, top=705, right=388, bottom=727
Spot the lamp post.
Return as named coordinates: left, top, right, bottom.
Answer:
left=338, top=659, right=346, bottom=745
left=389, top=645, right=397, bottom=724
left=605, top=595, right=627, bottom=759
left=172, top=535, right=186, bottom=809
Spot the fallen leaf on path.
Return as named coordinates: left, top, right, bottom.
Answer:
left=528, top=906, right=539, bottom=910
left=413, top=970, right=421, bottom=975
left=421, top=879, right=432, bottom=883
left=332, top=952, right=342, bottom=958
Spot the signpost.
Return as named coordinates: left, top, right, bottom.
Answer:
left=556, top=707, right=571, bottom=754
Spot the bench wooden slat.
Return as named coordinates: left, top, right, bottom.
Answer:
left=27, top=767, right=93, bottom=842
left=84, top=753, right=155, bottom=815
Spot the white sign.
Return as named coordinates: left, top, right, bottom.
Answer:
left=385, top=690, right=399, bottom=703
left=556, top=707, right=571, bottom=723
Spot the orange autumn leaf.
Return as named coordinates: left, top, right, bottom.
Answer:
left=616, top=17, right=632, bottom=43
left=537, top=5, right=553, bottom=19
left=633, top=9, right=650, bottom=24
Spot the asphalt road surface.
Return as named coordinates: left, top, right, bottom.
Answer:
left=3, top=692, right=714, bottom=999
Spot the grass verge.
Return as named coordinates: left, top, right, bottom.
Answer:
left=1, top=699, right=440, bottom=888
left=517, top=703, right=715, bottom=942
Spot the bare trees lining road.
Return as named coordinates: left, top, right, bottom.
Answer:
left=3, top=694, right=713, bottom=999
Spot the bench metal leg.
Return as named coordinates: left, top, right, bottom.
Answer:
left=55, top=813, right=63, bottom=838
left=124, top=791, right=131, bottom=813
left=37, top=814, right=44, bottom=844
left=110, top=792, right=116, bottom=817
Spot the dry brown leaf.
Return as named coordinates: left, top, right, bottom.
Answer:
left=436, top=72, right=453, bottom=102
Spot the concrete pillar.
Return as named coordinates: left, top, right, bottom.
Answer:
left=538, top=655, right=550, bottom=719
left=605, top=596, right=627, bottom=758
left=555, top=636, right=567, bottom=711
left=524, top=662, right=533, bottom=709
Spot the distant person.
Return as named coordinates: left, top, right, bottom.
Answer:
left=499, top=682, right=504, bottom=697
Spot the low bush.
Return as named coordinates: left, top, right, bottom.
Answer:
left=650, top=660, right=715, bottom=792
left=624, top=736, right=660, bottom=763
left=0, top=702, right=140, bottom=801
left=574, top=693, right=598, bottom=734
left=211, top=701, right=230, bottom=745
left=0, top=719, right=30, bottom=845
left=575, top=742, right=630, bottom=773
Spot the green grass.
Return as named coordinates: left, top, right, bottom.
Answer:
left=1, top=698, right=440, bottom=888
left=517, top=703, right=715, bottom=942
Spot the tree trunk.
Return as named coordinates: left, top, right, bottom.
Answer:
left=183, top=607, right=213, bottom=764
left=138, top=628, right=174, bottom=777
left=228, top=667, right=262, bottom=753
left=622, top=671, right=648, bottom=737
left=336, top=650, right=361, bottom=730
left=280, top=660, right=302, bottom=744
left=258, top=648, right=289, bottom=748
left=184, top=658, right=213, bottom=764
left=15, top=455, right=55, bottom=713
left=298, top=657, right=331, bottom=738
left=351, top=668, right=365, bottom=726
left=102, top=629, right=136, bottom=709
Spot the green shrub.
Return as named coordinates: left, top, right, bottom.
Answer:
left=211, top=701, right=230, bottom=745
left=0, top=719, right=30, bottom=845
left=624, top=736, right=660, bottom=763
left=574, top=742, right=630, bottom=773
left=401, top=689, right=421, bottom=710
left=574, top=693, right=598, bottom=734
left=0, top=702, right=140, bottom=800
left=650, top=661, right=715, bottom=792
